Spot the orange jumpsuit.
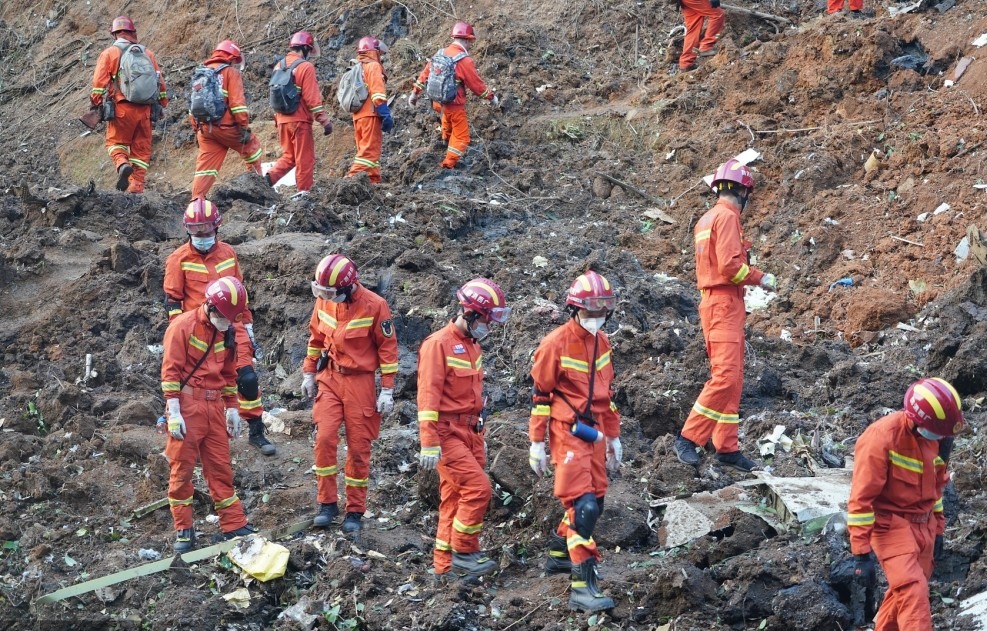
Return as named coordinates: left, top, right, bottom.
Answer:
left=161, top=307, right=248, bottom=533
left=190, top=53, right=263, bottom=199
left=417, top=321, right=489, bottom=573
left=90, top=37, right=168, bottom=193
left=680, top=197, right=764, bottom=454
left=412, top=44, right=495, bottom=168
left=828, top=0, right=863, bottom=13
left=267, top=52, right=331, bottom=193
left=679, top=0, right=725, bottom=70
left=529, top=318, right=620, bottom=565
left=163, top=241, right=261, bottom=420
left=304, top=283, right=398, bottom=514
left=345, top=51, right=388, bottom=183
left=847, top=411, right=947, bottom=631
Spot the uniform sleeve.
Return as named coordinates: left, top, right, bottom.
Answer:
left=298, top=62, right=329, bottom=126
left=147, top=49, right=169, bottom=106
left=599, top=338, right=620, bottom=439
left=90, top=47, right=118, bottom=106
left=713, top=211, right=763, bottom=286
left=413, top=61, right=432, bottom=94
left=225, top=67, right=250, bottom=127
left=366, top=62, right=387, bottom=106
left=416, top=336, right=445, bottom=448
left=528, top=338, right=559, bottom=443
left=373, top=301, right=398, bottom=389
left=221, top=348, right=238, bottom=408
left=233, top=253, right=253, bottom=325
left=456, top=56, right=493, bottom=100
left=847, top=429, right=888, bottom=555
left=302, top=303, right=324, bottom=373
left=934, top=455, right=949, bottom=535
left=161, top=319, right=185, bottom=399
left=163, top=251, right=185, bottom=320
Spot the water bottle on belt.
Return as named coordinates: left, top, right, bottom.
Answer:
left=156, top=415, right=166, bottom=435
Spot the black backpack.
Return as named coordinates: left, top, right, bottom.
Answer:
left=188, top=64, right=230, bottom=124
left=425, top=49, right=468, bottom=104
left=269, top=58, right=306, bottom=114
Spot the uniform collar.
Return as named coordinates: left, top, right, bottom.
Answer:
left=717, top=196, right=743, bottom=215
left=566, top=317, right=595, bottom=340
left=447, top=320, right=474, bottom=343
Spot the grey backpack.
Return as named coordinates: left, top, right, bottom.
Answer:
left=188, top=64, right=229, bottom=124
left=269, top=58, right=306, bottom=114
left=114, top=43, right=159, bottom=104
left=425, top=49, right=467, bottom=103
left=336, top=60, right=369, bottom=113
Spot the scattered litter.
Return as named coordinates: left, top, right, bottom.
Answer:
left=888, top=1, right=922, bottom=16
left=950, top=57, right=974, bottom=86
left=642, top=207, right=675, bottom=224
left=227, top=535, right=290, bottom=582
left=661, top=500, right=714, bottom=548
left=739, top=469, right=852, bottom=524
left=223, top=587, right=251, bottom=609
left=890, top=53, right=928, bottom=71
left=864, top=149, right=883, bottom=174
left=758, top=425, right=794, bottom=457
left=146, top=344, right=164, bottom=355
left=975, top=183, right=987, bottom=190
left=972, top=34, right=987, bottom=48
left=896, top=322, right=921, bottom=333
left=535, top=83, right=553, bottom=93
left=95, top=587, right=119, bottom=603
left=780, top=329, right=793, bottom=343
left=908, top=279, right=928, bottom=295
left=935, top=0, right=955, bottom=12
left=744, top=285, right=776, bottom=311
left=665, top=149, right=676, bottom=161
left=137, top=548, right=161, bottom=561
left=206, top=515, right=220, bottom=524
left=532, top=255, right=549, bottom=268
left=953, top=237, right=969, bottom=262
left=934, top=203, right=951, bottom=215
left=388, top=212, right=406, bottom=226
left=917, top=212, right=930, bottom=222
left=967, top=225, right=987, bottom=265
left=842, top=249, right=856, bottom=260
left=823, top=217, right=839, bottom=226
left=64, top=554, right=77, bottom=567
left=279, top=596, right=319, bottom=629
left=828, top=277, right=853, bottom=291
left=653, top=272, right=679, bottom=284
left=261, top=410, right=287, bottom=435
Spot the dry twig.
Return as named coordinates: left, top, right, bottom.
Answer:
left=594, top=171, right=666, bottom=206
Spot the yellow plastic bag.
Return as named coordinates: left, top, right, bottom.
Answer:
left=227, top=535, right=289, bottom=582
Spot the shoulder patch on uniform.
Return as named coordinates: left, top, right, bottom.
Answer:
left=452, top=344, right=466, bottom=354
left=380, top=319, right=394, bottom=338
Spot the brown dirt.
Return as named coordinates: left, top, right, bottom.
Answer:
left=2, top=0, right=987, bottom=629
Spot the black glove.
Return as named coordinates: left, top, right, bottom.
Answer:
left=323, top=121, right=334, bottom=136
left=151, top=102, right=164, bottom=123
left=240, top=127, right=252, bottom=146
left=934, top=535, right=944, bottom=562
left=853, top=553, right=876, bottom=589
left=710, top=0, right=721, bottom=7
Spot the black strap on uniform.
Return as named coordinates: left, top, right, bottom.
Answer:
left=554, top=334, right=600, bottom=425
left=179, top=327, right=217, bottom=390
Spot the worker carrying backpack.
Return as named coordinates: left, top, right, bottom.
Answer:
left=114, top=43, right=159, bottom=105
left=336, top=60, right=369, bottom=113
left=188, top=64, right=230, bottom=124
left=425, top=49, right=467, bottom=104
left=269, top=58, right=306, bottom=114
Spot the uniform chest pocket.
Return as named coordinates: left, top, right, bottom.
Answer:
left=561, top=367, right=590, bottom=387
left=451, top=366, right=480, bottom=382
left=889, top=459, right=923, bottom=487
left=343, top=324, right=373, bottom=339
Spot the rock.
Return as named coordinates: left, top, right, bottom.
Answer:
left=114, top=396, right=161, bottom=426
left=105, top=428, right=160, bottom=463
left=772, top=581, right=852, bottom=630
left=488, top=445, right=531, bottom=500
left=595, top=478, right=651, bottom=548
left=110, top=240, right=140, bottom=273
left=592, top=175, right=613, bottom=198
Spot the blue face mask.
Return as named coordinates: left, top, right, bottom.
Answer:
left=916, top=427, right=944, bottom=441
left=191, top=235, right=216, bottom=251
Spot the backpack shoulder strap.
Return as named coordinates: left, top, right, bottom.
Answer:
left=215, top=63, right=231, bottom=73
left=451, top=51, right=468, bottom=62
left=288, top=58, right=306, bottom=71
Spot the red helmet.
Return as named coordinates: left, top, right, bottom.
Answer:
left=711, top=159, right=755, bottom=193
left=110, top=16, right=136, bottom=35
left=214, top=40, right=243, bottom=64
left=205, top=277, right=248, bottom=322
left=457, top=278, right=510, bottom=322
left=312, top=254, right=359, bottom=300
left=183, top=198, right=222, bottom=233
left=566, top=271, right=616, bottom=312
left=451, top=21, right=476, bottom=40
left=357, top=36, right=388, bottom=53
left=289, top=31, right=315, bottom=48
left=904, top=377, right=964, bottom=437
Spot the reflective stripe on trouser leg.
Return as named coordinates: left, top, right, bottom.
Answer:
left=198, top=399, right=248, bottom=532
left=440, top=106, right=470, bottom=168
left=551, top=429, right=606, bottom=564
left=233, top=324, right=263, bottom=420
left=872, top=517, right=936, bottom=631
left=341, top=372, right=380, bottom=514
left=437, top=420, right=490, bottom=553
left=313, top=375, right=345, bottom=506
left=346, top=116, right=383, bottom=182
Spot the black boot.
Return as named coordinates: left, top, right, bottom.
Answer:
left=452, top=551, right=496, bottom=576
left=341, top=512, right=363, bottom=534
left=674, top=434, right=701, bottom=466
left=115, top=163, right=133, bottom=191
left=174, top=528, right=196, bottom=553
left=544, top=533, right=572, bottom=574
left=248, top=419, right=276, bottom=456
left=223, top=524, right=258, bottom=540
left=313, top=503, right=339, bottom=527
left=569, top=558, right=615, bottom=612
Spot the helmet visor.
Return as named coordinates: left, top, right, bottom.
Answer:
left=582, top=295, right=616, bottom=311
left=185, top=222, right=215, bottom=236
left=311, top=280, right=337, bottom=301
left=488, top=306, right=512, bottom=323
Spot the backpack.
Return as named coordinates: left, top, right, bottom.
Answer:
left=425, top=48, right=467, bottom=104
left=269, top=58, right=306, bottom=114
left=188, top=63, right=230, bottom=124
left=336, top=60, right=369, bottom=113
left=114, top=43, right=159, bottom=104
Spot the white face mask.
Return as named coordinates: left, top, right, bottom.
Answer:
left=191, top=235, right=216, bottom=251
left=469, top=321, right=490, bottom=341
left=331, top=293, right=347, bottom=303
left=579, top=316, right=606, bottom=335
left=210, top=315, right=231, bottom=331
left=916, top=427, right=944, bottom=441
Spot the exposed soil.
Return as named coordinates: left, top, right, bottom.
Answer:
left=2, top=0, right=987, bottom=629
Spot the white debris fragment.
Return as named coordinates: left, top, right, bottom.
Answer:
left=934, top=203, right=951, bottom=215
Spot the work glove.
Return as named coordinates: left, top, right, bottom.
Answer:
left=225, top=408, right=242, bottom=438
left=710, top=0, right=720, bottom=7
left=166, top=398, right=186, bottom=440
left=244, top=323, right=263, bottom=360
left=301, top=372, right=316, bottom=399
left=323, top=121, right=334, bottom=136
left=853, top=553, right=877, bottom=590
left=375, top=103, right=394, bottom=133
left=419, top=446, right=441, bottom=470
left=376, top=388, right=394, bottom=414
left=408, top=92, right=419, bottom=107
left=759, top=273, right=778, bottom=291
left=606, top=437, right=623, bottom=472
left=239, top=127, right=252, bottom=146
left=529, top=441, right=548, bottom=477
left=490, top=94, right=500, bottom=107
left=934, top=534, right=944, bottom=563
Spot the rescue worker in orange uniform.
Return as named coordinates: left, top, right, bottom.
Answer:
left=528, top=271, right=622, bottom=612
left=301, top=255, right=398, bottom=533
left=265, top=32, right=333, bottom=199
left=674, top=159, right=777, bottom=472
left=90, top=16, right=168, bottom=193
left=827, top=0, right=864, bottom=16
left=408, top=22, right=499, bottom=169
left=678, top=0, right=724, bottom=72
left=417, top=278, right=511, bottom=578
left=847, top=377, right=964, bottom=631
left=345, top=37, right=393, bottom=183
left=161, top=277, right=257, bottom=552
left=164, top=199, right=275, bottom=456
left=190, top=40, right=264, bottom=199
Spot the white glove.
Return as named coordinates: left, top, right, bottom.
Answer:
left=301, top=373, right=316, bottom=399
left=244, top=323, right=263, bottom=360
left=606, top=437, right=623, bottom=473
left=225, top=408, right=241, bottom=438
left=759, top=273, right=777, bottom=291
left=490, top=94, right=500, bottom=106
left=376, top=388, right=394, bottom=414
left=419, top=446, right=441, bottom=470
left=166, top=398, right=186, bottom=440
left=408, top=92, right=419, bottom=107
left=529, top=441, right=547, bottom=477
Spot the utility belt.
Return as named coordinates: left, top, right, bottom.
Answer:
left=316, top=351, right=369, bottom=376
left=700, top=285, right=744, bottom=298
left=877, top=510, right=933, bottom=524
left=181, top=385, right=221, bottom=401
left=439, top=413, right=484, bottom=433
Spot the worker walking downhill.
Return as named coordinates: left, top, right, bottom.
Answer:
left=678, top=0, right=724, bottom=72
left=408, top=22, right=498, bottom=169
left=189, top=40, right=264, bottom=199
left=301, top=255, right=398, bottom=534
left=847, top=377, right=964, bottom=631
left=161, top=277, right=257, bottom=552
left=344, top=37, right=393, bottom=182
left=266, top=32, right=333, bottom=199
left=528, top=271, right=622, bottom=612
left=417, top=278, right=512, bottom=579
left=164, top=199, right=275, bottom=456
left=90, top=16, right=168, bottom=193
left=673, top=159, right=777, bottom=473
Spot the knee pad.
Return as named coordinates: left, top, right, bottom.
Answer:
left=574, top=493, right=601, bottom=540
left=236, top=366, right=259, bottom=400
